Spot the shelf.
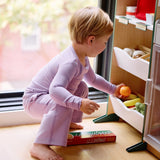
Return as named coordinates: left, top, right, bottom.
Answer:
left=109, top=95, right=144, bottom=133
left=116, top=15, right=153, bottom=31
left=114, top=47, right=149, bottom=81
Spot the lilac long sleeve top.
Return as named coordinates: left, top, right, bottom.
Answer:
left=23, top=45, right=116, bottom=111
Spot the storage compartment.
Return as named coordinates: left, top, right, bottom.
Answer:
left=114, top=47, right=149, bottom=81
left=109, top=95, right=144, bottom=133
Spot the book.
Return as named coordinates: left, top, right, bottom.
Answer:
left=67, top=130, right=116, bottom=146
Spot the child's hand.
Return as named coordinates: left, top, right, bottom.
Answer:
left=80, top=98, right=100, bottom=115
left=114, top=83, right=125, bottom=99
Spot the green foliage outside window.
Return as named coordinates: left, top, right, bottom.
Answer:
left=0, top=0, right=97, bottom=50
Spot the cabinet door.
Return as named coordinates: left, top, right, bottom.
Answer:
left=144, top=44, right=160, bottom=152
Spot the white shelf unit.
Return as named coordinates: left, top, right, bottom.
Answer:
left=108, top=0, right=153, bottom=133
left=107, top=0, right=160, bottom=158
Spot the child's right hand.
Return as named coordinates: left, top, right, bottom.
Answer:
left=80, top=98, right=100, bottom=115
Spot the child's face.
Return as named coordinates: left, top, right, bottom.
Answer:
left=87, top=34, right=111, bottom=57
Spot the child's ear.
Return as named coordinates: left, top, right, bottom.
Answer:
left=87, top=36, right=95, bottom=45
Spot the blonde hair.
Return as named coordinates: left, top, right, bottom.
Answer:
left=68, top=6, right=113, bottom=44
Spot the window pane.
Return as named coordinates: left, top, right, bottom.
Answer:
left=0, top=0, right=98, bottom=91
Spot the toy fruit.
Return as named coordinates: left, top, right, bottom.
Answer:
left=135, top=102, right=145, bottom=115
left=123, top=98, right=141, bottom=107
left=126, top=93, right=137, bottom=100
left=120, top=86, right=131, bottom=97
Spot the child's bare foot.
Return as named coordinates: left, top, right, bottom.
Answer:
left=70, top=122, right=83, bottom=129
left=30, top=143, right=63, bottom=160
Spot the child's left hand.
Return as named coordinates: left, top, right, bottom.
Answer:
left=113, top=83, right=125, bottom=99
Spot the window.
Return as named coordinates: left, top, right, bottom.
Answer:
left=0, top=0, right=97, bottom=91
left=0, top=0, right=116, bottom=126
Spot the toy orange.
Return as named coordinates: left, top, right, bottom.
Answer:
left=120, top=86, right=131, bottom=97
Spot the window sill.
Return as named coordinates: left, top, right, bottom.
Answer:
left=0, top=102, right=107, bottom=127
left=0, top=88, right=108, bottom=127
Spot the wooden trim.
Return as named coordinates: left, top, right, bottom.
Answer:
left=147, top=144, right=160, bottom=159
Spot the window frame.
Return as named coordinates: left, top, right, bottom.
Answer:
left=0, top=0, right=116, bottom=126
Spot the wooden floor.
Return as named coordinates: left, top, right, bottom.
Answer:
left=0, top=118, right=158, bottom=160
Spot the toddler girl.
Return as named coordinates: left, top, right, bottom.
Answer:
left=23, top=6, right=123, bottom=160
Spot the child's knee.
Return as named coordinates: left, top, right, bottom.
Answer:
left=75, top=81, right=88, bottom=98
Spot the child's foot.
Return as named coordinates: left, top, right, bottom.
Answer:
left=30, top=143, right=63, bottom=160
left=70, top=122, right=83, bottom=129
